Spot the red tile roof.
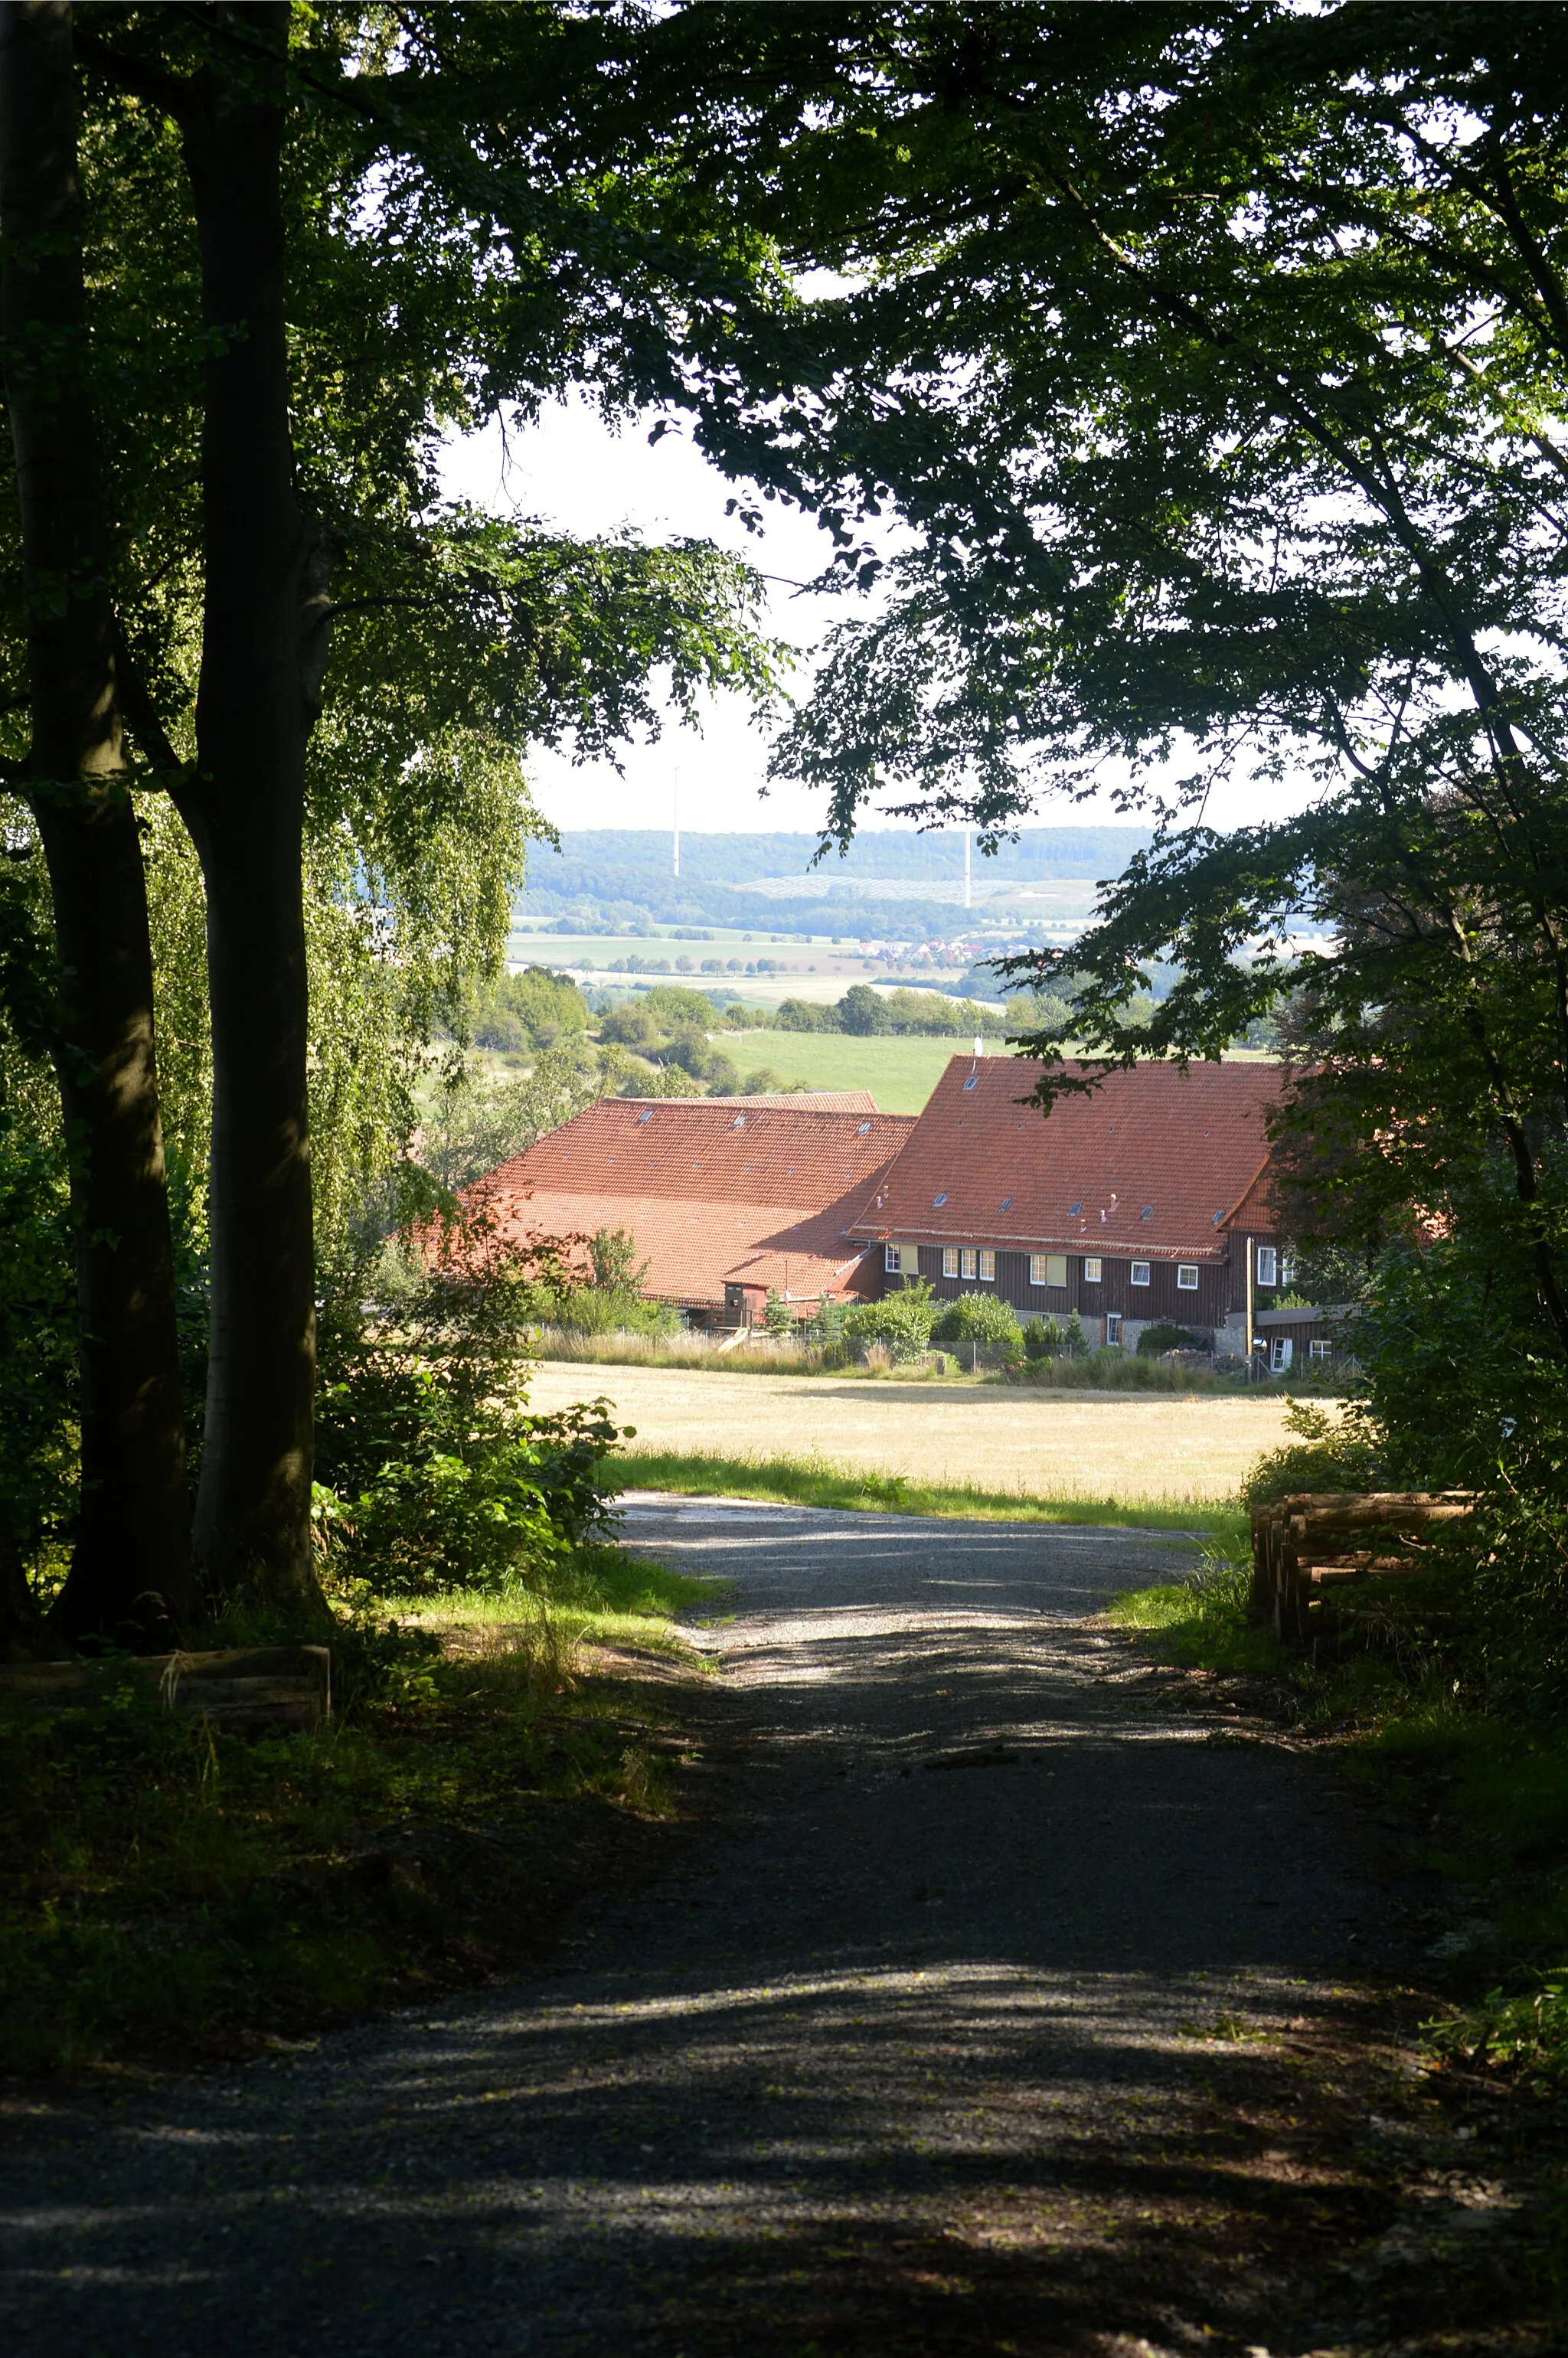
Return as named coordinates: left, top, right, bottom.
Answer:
left=671, top=1089, right=880, bottom=1112
left=848, top=1055, right=1284, bottom=1261
left=462, top=1096, right=913, bottom=1308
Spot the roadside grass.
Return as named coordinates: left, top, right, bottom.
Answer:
left=612, top=1445, right=1240, bottom=1537
left=0, top=1546, right=713, bottom=2078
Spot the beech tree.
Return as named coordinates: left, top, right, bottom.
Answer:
left=0, top=1, right=789, bottom=1627
left=0, top=0, right=189, bottom=1644
left=652, top=2, right=1568, bottom=1359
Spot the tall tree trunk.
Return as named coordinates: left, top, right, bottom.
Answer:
left=0, top=0, right=191, bottom=1648
left=172, top=4, right=322, bottom=1612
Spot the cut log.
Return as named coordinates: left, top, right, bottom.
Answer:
left=0, top=1644, right=330, bottom=1729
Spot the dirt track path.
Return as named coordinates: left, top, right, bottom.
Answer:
left=0, top=1501, right=1537, bottom=2356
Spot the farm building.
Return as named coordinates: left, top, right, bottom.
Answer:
left=849, top=1053, right=1315, bottom=1363
left=462, top=1093, right=913, bottom=1326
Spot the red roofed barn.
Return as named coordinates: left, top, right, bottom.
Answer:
left=848, top=1056, right=1295, bottom=1362
left=463, top=1096, right=913, bottom=1326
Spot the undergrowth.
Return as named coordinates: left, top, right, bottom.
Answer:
left=0, top=1544, right=719, bottom=2076
left=614, top=1445, right=1238, bottom=1534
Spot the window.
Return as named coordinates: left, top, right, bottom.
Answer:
left=1309, top=1337, right=1332, bottom=1362
left=1256, top=1245, right=1278, bottom=1287
left=1270, top=1334, right=1294, bottom=1372
left=1083, top=1256, right=1102, bottom=1284
left=1280, top=1250, right=1296, bottom=1286
left=1106, top=1313, right=1122, bottom=1346
left=884, top=1244, right=903, bottom=1275
left=1176, top=1264, right=1199, bottom=1291
left=1029, top=1252, right=1068, bottom=1287
left=960, top=1248, right=977, bottom=1280
left=1130, top=1261, right=1151, bottom=1287
left=942, top=1246, right=959, bottom=1277
left=978, top=1249, right=996, bottom=1282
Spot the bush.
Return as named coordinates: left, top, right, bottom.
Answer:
left=1023, top=1312, right=1089, bottom=1360
left=841, top=1279, right=939, bottom=1363
left=932, top=1292, right=1023, bottom=1368
left=1240, top=1399, right=1386, bottom=1507
left=1135, top=1320, right=1201, bottom=1357
left=313, top=1217, right=627, bottom=1599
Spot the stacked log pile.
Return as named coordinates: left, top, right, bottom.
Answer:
left=1250, top=1492, right=1474, bottom=1648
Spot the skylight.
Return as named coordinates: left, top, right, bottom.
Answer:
left=636, top=1110, right=652, bottom=1125
left=1000, top=1197, right=1014, bottom=1210
left=1068, top=1200, right=1083, bottom=1215
left=962, top=1076, right=978, bottom=1091
left=732, top=1114, right=746, bottom=1128
left=933, top=1191, right=948, bottom=1207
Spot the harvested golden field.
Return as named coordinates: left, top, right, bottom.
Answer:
left=527, top=1360, right=1301, bottom=1505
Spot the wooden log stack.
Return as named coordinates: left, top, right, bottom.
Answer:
left=1250, top=1492, right=1474, bottom=1648
left=0, top=1644, right=332, bottom=1732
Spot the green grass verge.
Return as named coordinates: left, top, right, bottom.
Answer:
left=612, top=1445, right=1240, bottom=1536
left=0, top=1547, right=707, bottom=2075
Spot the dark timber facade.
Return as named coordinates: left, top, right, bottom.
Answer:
left=848, top=1055, right=1290, bottom=1358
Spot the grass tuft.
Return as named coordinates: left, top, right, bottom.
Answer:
left=611, top=1445, right=1240, bottom=1536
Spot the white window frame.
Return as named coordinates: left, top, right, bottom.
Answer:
left=960, top=1247, right=978, bottom=1280
left=942, top=1246, right=959, bottom=1277
left=1029, top=1252, right=1047, bottom=1285
left=1176, top=1264, right=1198, bottom=1292
left=884, top=1244, right=902, bottom=1275
left=1309, top=1337, right=1332, bottom=1362
left=1270, top=1334, right=1293, bottom=1372
left=1083, top=1256, right=1102, bottom=1284
left=1106, top=1312, right=1122, bottom=1346
left=1256, top=1245, right=1278, bottom=1287
left=1030, top=1252, right=1069, bottom=1287
left=978, top=1249, right=996, bottom=1282
left=1130, top=1260, right=1151, bottom=1287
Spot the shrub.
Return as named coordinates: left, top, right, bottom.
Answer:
left=313, top=1217, right=627, bottom=1598
left=1135, top=1320, right=1201, bottom=1357
left=932, top=1292, right=1023, bottom=1367
left=841, top=1279, right=938, bottom=1363
left=1240, top=1399, right=1386, bottom=1506
left=1023, top=1312, right=1089, bottom=1360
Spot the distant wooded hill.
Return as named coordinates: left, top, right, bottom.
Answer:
left=518, top=825, right=1150, bottom=937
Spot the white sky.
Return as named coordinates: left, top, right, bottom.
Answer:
left=439, top=395, right=1317, bottom=844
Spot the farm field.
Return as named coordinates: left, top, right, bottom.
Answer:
left=528, top=1360, right=1298, bottom=1504
left=707, top=1030, right=1010, bottom=1110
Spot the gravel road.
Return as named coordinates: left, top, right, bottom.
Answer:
left=0, top=1501, right=1533, bottom=2357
